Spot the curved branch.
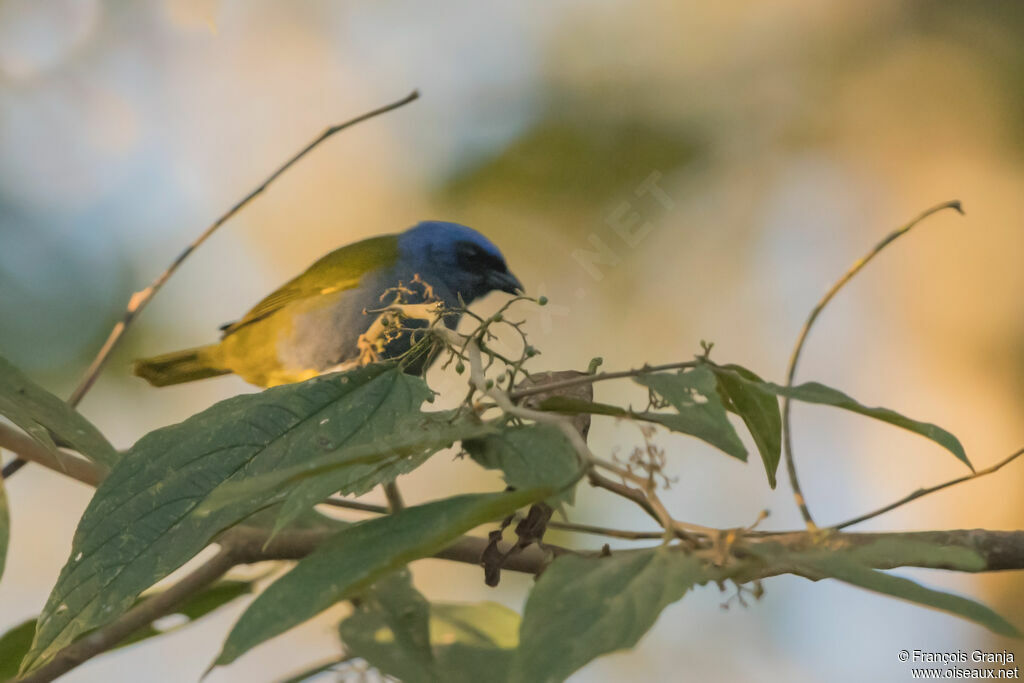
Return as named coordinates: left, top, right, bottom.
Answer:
left=65, top=89, right=420, bottom=408
left=782, top=200, right=964, bottom=528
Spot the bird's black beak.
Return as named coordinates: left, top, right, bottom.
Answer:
left=490, top=270, right=524, bottom=295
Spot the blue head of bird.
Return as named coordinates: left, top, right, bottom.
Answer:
left=397, top=221, right=523, bottom=304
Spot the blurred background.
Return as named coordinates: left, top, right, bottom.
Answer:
left=2, top=1, right=1024, bottom=680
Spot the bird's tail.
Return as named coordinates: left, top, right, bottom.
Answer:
left=133, top=344, right=230, bottom=387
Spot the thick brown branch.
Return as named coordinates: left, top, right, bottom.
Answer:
left=14, top=520, right=1024, bottom=681
left=224, top=525, right=575, bottom=571
left=750, top=529, right=1024, bottom=573
left=321, top=498, right=664, bottom=540
left=225, top=523, right=1024, bottom=576
left=6, top=390, right=1024, bottom=681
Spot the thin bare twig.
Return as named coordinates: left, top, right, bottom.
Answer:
left=70, top=89, right=419, bottom=407
left=321, top=498, right=389, bottom=514
left=546, top=519, right=663, bottom=541
left=382, top=481, right=405, bottom=512
left=508, top=360, right=699, bottom=401
left=585, top=470, right=663, bottom=526
left=1, top=90, right=420, bottom=482
left=781, top=200, right=964, bottom=529
left=832, top=447, right=1024, bottom=530
left=0, top=423, right=103, bottom=487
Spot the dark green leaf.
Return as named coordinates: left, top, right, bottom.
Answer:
left=711, top=364, right=782, bottom=488
left=634, top=367, right=747, bottom=461
left=0, top=619, right=35, bottom=682
left=199, top=412, right=496, bottom=537
left=21, top=365, right=440, bottom=674
left=463, top=424, right=582, bottom=505
left=0, top=354, right=118, bottom=468
left=510, top=548, right=708, bottom=683
left=215, top=489, right=547, bottom=668
left=790, top=550, right=1018, bottom=637
left=715, top=366, right=969, bottom=469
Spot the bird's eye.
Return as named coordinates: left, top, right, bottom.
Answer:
left=456, top=243, right=481, bottom=259
left=456, top=242, right=505, bottom=273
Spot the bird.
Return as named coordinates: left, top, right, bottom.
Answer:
left=133, top=221, right=522, bottom=388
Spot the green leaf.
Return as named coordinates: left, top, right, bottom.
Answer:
left=215, top=489, right=547, bottom=668
left=0, top=619, right=35, bottom=682
left=0, top=580, right=251, bottom=680
left=21, top=364, right=438, bottom=675
left=339, top=571, right=436, bottom=682
left=0, top=354, right=118, bottom=468
left=714, top=366, right=969, bottom=469
left=463, top=424, right=582, bottom=505
left=363, top=570, right=435, bottom=669
left=790, top=550, right=1018, bottom=637
left=711, top=364, right=782, bottom=488
left=510, top=548, right=708, bottom=683
left=199, top=412, right=496, bottom=537
left=634, top=366, right=747, bottom=461
left=341, top=578, right=520, bottom=683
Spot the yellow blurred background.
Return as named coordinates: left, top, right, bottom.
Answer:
left=2, top=1, right=1023, bottom=681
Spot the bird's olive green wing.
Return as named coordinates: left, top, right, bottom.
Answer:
left=220, top=234, right=399, bottom=336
